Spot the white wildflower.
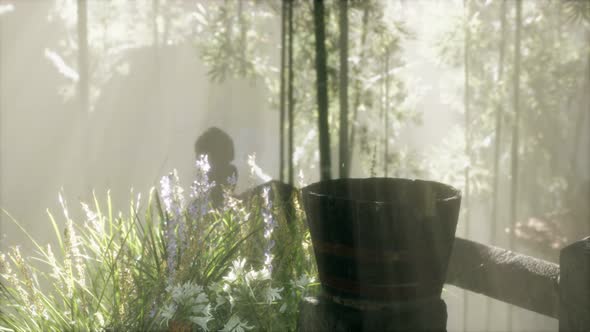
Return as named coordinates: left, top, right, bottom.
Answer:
left=223, top=270, right=238, bottom=283
left=263, top=286, right=283, bottom=304
left=190, top=315, right=212, bottom=331
left=258, top=267, right=271, bottom=281
left=161, top=281, right=213, bottom=329
left=223, top=258, right=247, bottom=284
left=291, top=274, right=315, bottom=290
left=220, top=314, right=253, bottom=332
left=244, top=267, right=270, bottom=284
left=160, top=303, right=177, bottom=321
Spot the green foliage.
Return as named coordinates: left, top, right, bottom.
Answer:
left=434, top=0, right=589, bottom=246
left=195, top=0, right=418, bottom=177
left=195, top=1, right=275, bottom=82
left=563, top=0, right=590, bottom=26
left=0, top=169, right=316, bottom=331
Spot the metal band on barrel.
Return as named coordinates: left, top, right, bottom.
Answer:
left=313, top=241, right=409, bottom=263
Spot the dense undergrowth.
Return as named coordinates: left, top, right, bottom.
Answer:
left=0, top=156, right=317, bottom=331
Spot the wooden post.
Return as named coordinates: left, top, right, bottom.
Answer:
left=559, top=236, right=590, bottom=332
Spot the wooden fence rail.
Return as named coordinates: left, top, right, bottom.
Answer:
left=446, top=236, right=589, bottom=331
left=446, top=237, right=560, bottom=318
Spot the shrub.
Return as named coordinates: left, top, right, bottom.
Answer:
left=0, top=156, right=317, bottom=331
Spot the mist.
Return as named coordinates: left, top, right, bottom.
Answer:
left=1, top=1, right=588, bottom=331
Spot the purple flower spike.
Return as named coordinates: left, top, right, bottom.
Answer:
left=159, top=169, right=185, bottom=283
left=189, top=155, right=215, bottom=223
left=261, top=186, right=277, bottom=273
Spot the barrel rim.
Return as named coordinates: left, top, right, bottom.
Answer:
left=302, top=177, right=461, bottom=206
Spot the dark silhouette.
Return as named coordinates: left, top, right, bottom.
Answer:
left=194, top=127, right=238, bottom=207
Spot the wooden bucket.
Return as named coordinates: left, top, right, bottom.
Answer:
left=302, top=178, right=461, bottom=302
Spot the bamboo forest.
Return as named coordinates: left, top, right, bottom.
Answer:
left=0, top=1, right=589, bottom=331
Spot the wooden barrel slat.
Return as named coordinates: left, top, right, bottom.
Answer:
left=302, top=178, right=461, bottom=303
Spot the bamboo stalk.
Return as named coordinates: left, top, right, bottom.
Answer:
left=279, top=0, right=287, bottom=182
left=287, top=0, right=295, bottom=184
left=313, top=0, right=331, bottom=181
left=338, top=0, right=349, bottom=178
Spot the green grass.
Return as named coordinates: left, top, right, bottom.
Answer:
left=0, top=174, right=317, bottom=331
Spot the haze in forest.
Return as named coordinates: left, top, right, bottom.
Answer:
left=0, top=1, right=588, bottom=331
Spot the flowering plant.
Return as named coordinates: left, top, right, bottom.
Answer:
left=0, top=156, right=316, bottom=331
